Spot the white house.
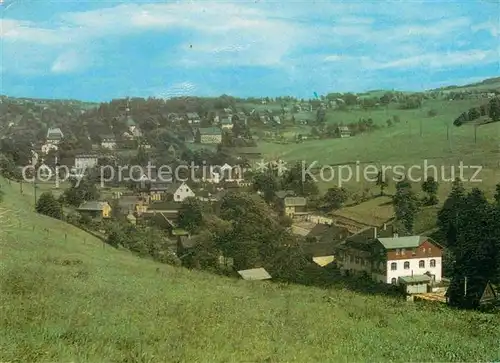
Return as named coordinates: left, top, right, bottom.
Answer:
left=101, top=135, right=117, bottom=149
left=46, top=127, right=64, bottom=145
left=220, top=118, right=233, bottom=130
left=168, top=182, right=195, bottom=202
left=74, top=154, right=99, bottom=171
left=337, top=226, right=443, bottom=287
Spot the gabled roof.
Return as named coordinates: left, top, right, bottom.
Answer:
left=148, top=201, right=182, bottom=211
left=77, top=201, right=110, bottom=211
left=338, top=126, right=350, bottom=131
left=377, top=236, right=429, bottom=249
left=199, top=127, right=221, bottom=136
left=47, top=127, right=63, bottom=139
left=284, top=196, right=306, bottom=206
left=150, top=182, right=170, bottom=191
left=186, top=112, right=200, bottom=119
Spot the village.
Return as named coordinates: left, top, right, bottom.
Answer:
left=0, top=92, right=495, bottom=311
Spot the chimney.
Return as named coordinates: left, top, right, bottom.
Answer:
left=373, top=227, right=378, bottom=239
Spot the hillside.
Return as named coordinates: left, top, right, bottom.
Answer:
left=1, top=178, right=499, bottom=362
left=431, top=77, right=500, bottom=92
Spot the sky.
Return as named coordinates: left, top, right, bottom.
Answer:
left=0, top=0, right=499, bottom=102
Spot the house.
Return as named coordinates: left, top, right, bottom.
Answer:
left=337, top=126, right=351, bottom=138
left=272, top=116, right=281, bottom=125
left=283, top=197, right=308, bottom=219
left=186, top=112, right=201, bottom=124
left=337, top=225, right=443, bottom=287
left=101, top=135, right=117, bottom=149
left=446, top=277, right=498, bottom=309
left=215, top=163, right=244, bottom=182
left=166, top=181, right=195, bottom=202
left=74, top=154, right=99, bottom=171
left=220, top=118, right=233, bottom=130
left=46, top=127, right=64, bottom=144
left=149, top=181, right=170, bottom=201
left=198, top=127, right=222, bottom=144
left=117, top=195, right=148, bottom=215
left=144, top=201, right=182, bottom=225
left=77, top=201, right=112, bottom=219
left=301, top=224, right=352, bottom=266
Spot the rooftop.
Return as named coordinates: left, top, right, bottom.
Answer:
left=199, top=127, right=221, bottom=136
left=377, top=236, right=428, bottom=249
left=398, top=275, right=432, bottom=284
left=237, top=268, right=272, bottom=281
left=77, top=201, right=110, bottom=211
left=284, top=197, right=307, bottom=207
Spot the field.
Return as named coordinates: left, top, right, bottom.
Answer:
left=1, top=177, right=500, bottom=362
left=254, top=98, right=499, bottom=231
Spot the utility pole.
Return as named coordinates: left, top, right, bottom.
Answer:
left=419, top=119, right=423, bottom=137
left=474, top=124, right=477, bottom=144
left=464, top=276, right=468, bottom=297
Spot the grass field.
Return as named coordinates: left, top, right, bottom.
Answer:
left=255, top=98, right=499, bottom=231
left=1, top=177, right=500, bottom=362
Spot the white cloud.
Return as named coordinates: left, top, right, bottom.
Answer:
left=472, top=21, right=499, bottom=37
left=368, top=50, right=497, bottom=70
left=154, top=82, right=198, bottom=98
left=51, top=50, right=91, bottom=74
left=0, top=1, right=494, bottom=76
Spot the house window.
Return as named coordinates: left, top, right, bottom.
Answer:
left=428, top=248, right=432, bottom=254
left=355, top=257, right=360, bottom=264
left=176, top=194, right=180, bottom=200
left=419, top=260, right=425, bottom=268
left=391, top=262, right=397, bottom=271
left=391, top=278, right=397, bottom=285
left=396, top=249, right=400, bottom=255
left=412, top=249, right=416, bottom=256
left=422, top=248, right=426, bottom=253
left=430, top=259, right=436, bottom=267
left=404, top=261, right=410, bottom=269
left=401, top=248, right=406, bottom=255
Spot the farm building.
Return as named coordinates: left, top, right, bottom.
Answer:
left=197, top=127, right=222, bottom=144
left=336, top=225, right=443, bottom=287
left=77, top=201, right=112, bottom=219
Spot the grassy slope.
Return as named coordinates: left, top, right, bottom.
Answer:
left=1, top=178, right=500, bottom=362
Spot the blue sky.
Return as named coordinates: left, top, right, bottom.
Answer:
left=1, top=0, right=498, bottom=102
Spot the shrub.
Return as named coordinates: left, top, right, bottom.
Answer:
left=35, top=192, right=63, bottom=219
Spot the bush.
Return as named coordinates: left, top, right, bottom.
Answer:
left=427, top=109, right=438, bottom=117
left=35, top=192, right=63, bottom=219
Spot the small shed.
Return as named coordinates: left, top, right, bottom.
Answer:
left=237, top=268, right=272, bottom=281
left=398, top=275, right=431, bottom=294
